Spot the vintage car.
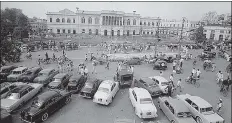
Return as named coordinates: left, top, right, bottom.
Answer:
left=177, top=94, right=224, bottom=123
left=134, top=77, right=163, bottom=97
left=129, top=87, right=158, bottom=119
left=20, top=90, right=72, bottom=123
left=153, top=60, right=167, bottom=70
left=1, top=83, right=43, bottom=113
left=18, top=67, right=42, bottom=82
left=93, top=80, right=119, bottom=105
left=48, top=73, right=71, bottom=89
left=149, top=76, right=173, bottom=94
left=114, top=64, right=133, bottom=88
left=157, top=96, right=196, bottom=123
left=0, top=65, right=17, bottom=83
left=1, top=108, right=13, bottom=123
left=7, top=67, right=28, bottom=82
left=33, top=68, right=59, bottom=86
left=67, top=74, right=87, bottom=93
left=80, top=77, right=102, bottom=99
left=125, top=57, right=141, bottom=65
left=0, top=82, right=25, bottom=99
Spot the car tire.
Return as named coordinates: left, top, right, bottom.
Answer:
left=171, top=120, right=175, bottom=123
left=41, top=112, right=48, bottom=122
left=196, top=116, right=203, bottom=123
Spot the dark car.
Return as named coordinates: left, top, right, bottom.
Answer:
left=1, top=108, right=12, bottom=123
left=114, top=68, right=133, bottom=88
left=153, top=60, right=167, bottom=70
left=20, top=90, right=72, bottom=123
left=67, top=74, right=87, bottom=93
left=125, top=57, right=141, bottom=65
left=0, top=65, right=17, bottom=83
left=80, top=77, right=102, bottom=99
left=18, top=67, right=42, bottom=82
left=33, top=69, right=59, bottom=86
left=48, top=73, right=71, bottom=89
left=134, top=77, right=163, bottom=97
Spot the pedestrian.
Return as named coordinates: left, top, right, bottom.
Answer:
left=84, top=66, right=88, bottom=76
left=196, top=69, right=201, bottom=79
left=105, top=61, right=109, bottom=70
left=192, top=68, right=196, bottom=76
left=176, top=79, right=182, bottom=92
left=159, top=71, right=163, bottom=76
left=165, top=83, right=173, bottom=97
left=118, top=63, right=121, bottom=71
left=169, top=74, right=174, bottom=83
left=38, top=55, right=42, bottom=65
left=131, top=65, right=134, bottom=74
left=85, top=54, right=88, bottom=61
left=92, top=60, right=97, bottom=74
left=173, top=61, right=177, bottom=73
left=179, top=58, right=183, bottom=68
left=62, top=49, right=65, bottom=57
left=216, top=98, right=223, bottom=113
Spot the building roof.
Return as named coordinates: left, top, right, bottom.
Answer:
left=189, top=96, right=212, bottom=108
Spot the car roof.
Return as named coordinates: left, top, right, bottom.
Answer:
left=54, top=73, right=68, bottom=79
left=164, top=97, right=190, bottom=113
left=69, top=74, right=82, bottom=80
left=38, top=91, right=59, bottom=102
left=133, top=87, right=151, bottom=99
left=189, top=96, right=212, bottom=108
left=153, top=76, right=168, bottom=82
left=40, top=68, right=54, bottom=73
left=140, top=77, right=154, bottom=84
left=11, top=84, right=31, bottom=93
left=118, top=69, right=133, bottom=75
left=13, top=67, right=27, bottom=71
left=100, top=80, right=114, bottom=88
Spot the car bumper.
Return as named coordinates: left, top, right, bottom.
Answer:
left=139, top=113, right=158, bottom=119
left=80, top=93, right=92, bottom=98
left=93, top=98, right=109, bottom=105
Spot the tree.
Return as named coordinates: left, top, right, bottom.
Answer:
left=201, top=11, right=218, bottom=25
left=194, top=25, right=206, bottom=44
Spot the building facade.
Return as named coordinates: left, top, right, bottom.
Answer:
left=29, top=18, right=47, bottom=33
left=203, top=26, right=231, bottom=41
left=46, top=9, right=160, bottom=36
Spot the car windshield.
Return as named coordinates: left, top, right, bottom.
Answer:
left=32, top=99, right=43, bottom=108
left=98, top=87, right=109, bottom=93
left=23, top=71, right=32, bottom=75
left=148, top=82, right=158, bottom=87
left=12, top=71, right=21, bottom=74
left=38, top=72, right=48, bottom=76
left=8, top=93, right=20, bottom=99
left=177, top=112, right=192, bottom=118
left=200, top=107, right=214, bottom=114
left=122, top=75, right=132, bottom=81
left=84, top=83, right=93, bottom=89
left=140, top=98, right=152, bottom=104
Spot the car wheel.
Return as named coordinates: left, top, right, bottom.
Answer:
left=41, top=112, right=48, bottom=121
left=171, top=120, right=175, bottom=123
left=196, top=116, right=203, bottom=123
left=65, top=95, right=71, bottom=104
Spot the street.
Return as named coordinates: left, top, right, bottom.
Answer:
left=9, top=47, right=231, bottom=123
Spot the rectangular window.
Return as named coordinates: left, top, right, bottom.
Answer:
left=68, top=30, right=71, bottom=33
left=204, top=30, right=207, bottom=32
left=63, top=29, right=65, bottom=33
left=228, top=31, right=231, bottom=34
left=73, top=19, right=75, bottom=23
left=50, top=18, right=52, bottom=22
left=220, top=30, right=224, bottom=33
left=57, top=29, right=60, bottom=34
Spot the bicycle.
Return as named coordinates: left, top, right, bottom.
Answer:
left=185, top=77, right=200, bottom=88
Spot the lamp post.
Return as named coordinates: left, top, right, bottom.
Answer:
left=155, top=17, right=161, bottom=57
left=76, top=7, right=79, bottom=35
left=179, top=17, right=186, bottom=54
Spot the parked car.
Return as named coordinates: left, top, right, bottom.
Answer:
left=7, top=67, right=28, bottom=82
left=20, top=90, right=72, bottom=123
left=129, top=87, right=158, bottom=119
left=48, top=73, right=71, bottom=89
left=1, top=108, right=13, bottom=123
left=18, top=67, right=42, bottom=82
left=67, top=74, right=87, bottom=93
left=157, top=96, right=196, bottom=123
left=134, top=77, right=163, bottom=97
left=33, top=68, right=59, bottom=86
left=177, top=94, right=224, bottom=123
left=0, top=65, right=17, bottom=83
left=125, top=57, right=141, bottom=65
left=80, top=77, right=102, bottom=99
left=0, top=82, right=25, bottom=99
left=153, top=60, right=167, bottom=70
left=93, top=80, right=119, bottom=105
left=149, top=76, right=173, bottom=94
left=114, top=64, right=133, bottom=88
left=1, top=83, right=43, bottom=113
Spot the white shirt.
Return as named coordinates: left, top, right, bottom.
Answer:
left=217, top=73, right=223, bottom=79
left=196, top=70, right=201, bottom=76
left=177, top=80, right=181, bottom=86
left=170, top=76, right=174, bottom=81
left=192, top=69, right=196, bottom=74
left=84, top=68, right=88, bottom=73
left=131, top=66, right=134, bottom=72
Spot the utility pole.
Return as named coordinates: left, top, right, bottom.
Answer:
left=179, top=17, right=185, bottom=54
left=155, top=17, right=161, bottom=57
left=76, top=7, right=79, bottom=35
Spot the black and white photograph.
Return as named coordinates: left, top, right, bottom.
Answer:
left=0, top=1, right=231, bottom=123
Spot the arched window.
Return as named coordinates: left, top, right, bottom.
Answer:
left=50, top=18, right=52, bottom=22
left=95, top=17, right=99, bottom=24
left=152, top=22, right=154, bottom=26
left=89, top=29, right=92, bottom=35
left=88, top=17, right=92, bottom=24
left=62, top=18, right=65, bottom=23
left=127, top=19, right=130, bottom=25
left=148, top=22, right=150, bottom=26
left=81, top=17, right=85, bottom=23
left=96, top=29, right=98, bottom=35
left=73, top=19, right=75, bottom=23
left=82, top=29, right=85, bottom=33
left=56, top=18, right=60, bottom=22
left=144, top=22, right=146, bottom=26
left=133, top=19, right=136, bottom=25
left=67, top=18, right=71, bottom=23
left=140, top=21, right=142, bottom=25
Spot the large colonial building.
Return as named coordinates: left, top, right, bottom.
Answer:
left=46, top=9, right=161, bottom=36
left=29, top=17, right=47, bottom=33
left=203, top=26, right=231, bottom=41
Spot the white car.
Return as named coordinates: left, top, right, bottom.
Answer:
left=149, top=76, right=173, bottom=94
left=129, top=87, right=158, bottom=119
left=93, top=80, right=119, bottom=105
left=177, top=94, right=224, bottom=123
left=1, top=83, right=43, bottom=113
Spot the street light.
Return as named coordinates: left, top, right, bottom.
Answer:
left=179, top=17, right=186, bottom=54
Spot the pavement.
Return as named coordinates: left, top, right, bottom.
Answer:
left=8, top=47, right=231, bottom=123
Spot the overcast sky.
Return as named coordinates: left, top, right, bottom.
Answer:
left=1, top=2, right=231, bottom=21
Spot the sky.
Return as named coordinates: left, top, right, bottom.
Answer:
left=1, top=2, right=231, bottom=21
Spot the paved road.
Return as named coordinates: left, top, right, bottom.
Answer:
left=10, top=47, right=231, bottom=123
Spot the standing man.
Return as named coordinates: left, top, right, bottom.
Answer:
left=84, top=66, right=88, bottom=76
left=196, top=69, right=201, bottom=79
left=169, top=74, right=174, bottom=83
left=92, top=60, right=97, bottom=74
left=173, top=61, right=177, bottom=73
left=192, top=68, right=196, bottom=76
left=85, top=54, right=88, bottom=61
left=131, top=65, right=134, bottom=74
left=165, top=83, right=173, bottom=97
left=105, top=61, right=109, bottom=70
left=179, top=58, right=183, bottom=68
left=176, top=79, right=182, bottom=92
